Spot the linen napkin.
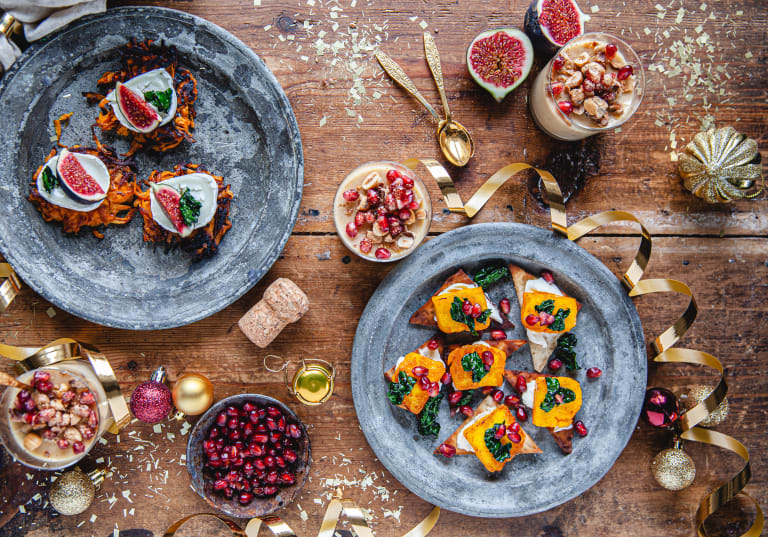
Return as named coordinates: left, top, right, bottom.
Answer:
left=0, top=0, right=105, bottom=71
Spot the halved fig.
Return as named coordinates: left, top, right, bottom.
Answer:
left=116, top=82, right=160, bottom=133
left=55, top=149, right=107, bottom=204
left=151, top=183, right=192, bottom=237
left=466, top=28, right=534, bottom=103
left=524, top=0, right=590, bottom=56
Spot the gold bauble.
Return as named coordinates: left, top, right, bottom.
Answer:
left=684, top=384, right=729, bottom=427
left=172, top=373, right=214, bottom=415
left=678, top=126, right=763, bottom=203
left=49, top=468, right=98, bottom=515
left=652, top=448, right=696, bottom=491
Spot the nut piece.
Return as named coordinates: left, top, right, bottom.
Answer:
left=610, top=54, right=627, bottom=69
left=360, top=171, right=383, bottom=190
left=564, top=71, right=583, bottom=89
left=584, top=96, right=609, bottom=120
left=568, top=87, right=585, bottom=105
left=23, top=432, right=42, bottom=451
left=573, top=52, right=591, bottom=67
left=396, top=233, right=415, bottom=249
left=583, top=62, right=605, bottom=82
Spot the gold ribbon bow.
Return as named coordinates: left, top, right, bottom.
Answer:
left=409, top=158, right=762, bottom=537
left=164, top=488, right=440, bottom=537
left=0, top=338, right=130, bottom=434
left=0, top=263, right=21, bottom=312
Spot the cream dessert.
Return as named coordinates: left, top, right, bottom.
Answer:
left=1, top=363, right=111, bottom=469
left=334, top=161, right=431, bottom=262
left=529, top=32, right=644, bottom=141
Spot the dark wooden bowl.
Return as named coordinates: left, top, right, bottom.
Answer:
left=186, top=394, right=311, bottom=517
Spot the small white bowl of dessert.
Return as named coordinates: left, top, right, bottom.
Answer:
left=333, top=161, right=432, bottom=262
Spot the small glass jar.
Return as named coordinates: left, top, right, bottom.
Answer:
left=0, top=361, right=113, bottom=470
left=529, top=32, right=645, bottom=141
left=333, top=161, right=432, bottom=262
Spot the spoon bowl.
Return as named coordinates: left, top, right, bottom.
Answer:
left=437, top=119, right=475, bottom=167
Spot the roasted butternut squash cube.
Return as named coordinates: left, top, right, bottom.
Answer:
left=532, top=376, right=582, bottom=428
left=390, top=352, right=445, bottom=415
left=463, top=406, right=526, bottom=472
left=431, top=286, right=491, bottom=334
left=447, top=344, right=505, bottom=390
left=521, top=291, right=578, bottom=333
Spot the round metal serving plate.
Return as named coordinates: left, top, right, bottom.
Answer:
left=0, top=7, right=303, bottom=329
left=351, top=223, right=646, bottom=517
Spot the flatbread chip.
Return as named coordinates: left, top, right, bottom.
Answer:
left=409, top=270, right=474, bottom=327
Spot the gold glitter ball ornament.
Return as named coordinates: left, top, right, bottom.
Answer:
left=684, top=384, right=729, bottom=428
left=172, top=373, right=214, bottom=415
left=49, top=468, right=101, bottom=515
left=678, top=126, right=763, bottom=203
left=652, top=447, right=696, bottom=491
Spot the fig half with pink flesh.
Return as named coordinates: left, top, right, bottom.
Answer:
left=151, top=183, right=192, bottom=237
left=466, top=28, right=534, bottom=102
left=116, top=82, right=160, bottom=133
left=524, top=0, right=590, bottom=56
left=55, top=149, right=107, bottom=204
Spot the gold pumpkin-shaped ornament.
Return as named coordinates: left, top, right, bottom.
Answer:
left=678, top=126, right=763, bottom=203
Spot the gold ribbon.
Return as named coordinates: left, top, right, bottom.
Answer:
left=0, top=338, right=130, bottom=434
left=0, top=263, right=21, bottom=312
left=164, top=488, right=440, bottom=537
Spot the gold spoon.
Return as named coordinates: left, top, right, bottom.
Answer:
left=375, top=51, right=474, bottom=167
left=0, top=371, right=31, bottom=390
left=423, top=32, right=475, bottom=167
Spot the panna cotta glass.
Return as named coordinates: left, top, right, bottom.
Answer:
left=529, top=32, right=644, bottom=141
left=334, top=161, right=432, bottom=262
left=0, top=362, right=113, bottom=470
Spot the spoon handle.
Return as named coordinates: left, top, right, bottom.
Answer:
left=423, top=32, right=451, bottom=121
left=0, top=370, right=29, bottom=390
left=375, top=51, right=441, bottom=122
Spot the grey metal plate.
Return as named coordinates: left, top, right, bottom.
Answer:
left=0, top=7, right=303, bottom=329
left=351, top=223, right=646, bottom=517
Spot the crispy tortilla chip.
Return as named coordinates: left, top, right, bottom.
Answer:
left=384, top=335, right=445, bottom=382
left=409, top=270, right=474, bottom=327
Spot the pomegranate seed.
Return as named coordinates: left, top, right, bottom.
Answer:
left=33, top=371, right=51, bottom=383
left=204, top=440, right=216, bottom=452
left=57, top=439, right=70, bottom=450
left=490, top=330, right=506, bottom=341
left=617, top=65, right=634, bottom=81
left=23, top=399, right=36, bottom=412
left=384, top=193, right=396, bottom=211
left=440, top=372, right=452, bottom=385
left=553, top=55, right=565, bottom=70
left=239, top=492, right=253, bottom=504
left=269, top=431, right=282, bottom=444
left=376, top=215, right=389, bottom=232
left=216, top=412, right=227, bottom=426
left=359, top=239, right=373, bottom=254
left=412, top=366, right=429, bottom=378
left=17, top=390, right=31, bottom=403
left=252, top=458, right=266, bottom=470
left=548, top=358, right=563, bottom=371
left=509, top=421, right=521, bottom=433
left=284, top=448, right=298, bottom=463
left=516, top=376, right=527, bottom=393
left=539, top=312, right=554, bottom=326
left=364, top=212, right=375, bottom=224
left=398, top=209, right=411, bottom=221
left=558, top=101, right=573, bottom=115
left=408, top=200, right=420, bottom=210
left=280, top=471, right=296, bottom=485
left=354, top=212, right=365, bottom=227
left=494, top=423, right=506, bottom=439
left=605, top=43, right=618, bottom=59
left=525, top=314, right=540, bottom=326
left=228, top=417, right=239, bottom=429
left=504, top=394, right=520, bottom=408
left=72, top=441, right=85, bottom=454
left=287, top=423, right=302, bottom=439
left=386, top=169, right=401, bottom=183
left=390, top=223, right=403, bottom=237
left=541, top=270, right=554, bottom=283
left=492, top=389, right=504, bottom=403
left=459, top=405, right=473, bottom=417
left=438, top=443, right=456, bottom=458
left=375, top=247, right=391, bottom=260
left=36, top=381, right=53, bottom=393
left=79, top=391, right=96, bottom=405
left=499, top=298, right=511, bottom=315
left=418, top=376, right=431, bottom=390
left=427, top=339, right=439, bottom=350
left=253, top=433, right=268, bottom=444
left=587, top=367, right=603, bottom=379
left=471, top=303, right=482, bottom=318
left=342, top=190, right=359, bottom=202
left=481, top=386, right=495, bottom=396
left=507, top=431, right=521, bottom=443
left=448, top=391, right=464, bottom=405
left=265, top=417, right=277, bottom=431
left=255, top=423, right=267, bottom=434
left=427, top=382, right=440, bottom=397
left=226, top=406, right=240, bottom=417
left=551, top=82, right=564, bottom=96
left=345, top=222, right=358, bottom=238
left=402, top=176, right=414, bottom=189
left=266, top=471, right=278, bottom=484
left=274, top=455, right=286, bottom=468
left=367, top=189, right=379, bottom=205
left=575, top=420, right=588, bottom=436
left=263, top=485, right=278, bottom=496
left=516, top=407, right=528, bottom=422
left=462, top=299, right=472, bottom=315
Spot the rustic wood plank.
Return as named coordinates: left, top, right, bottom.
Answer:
left=0, top=235, right=765, bottom=536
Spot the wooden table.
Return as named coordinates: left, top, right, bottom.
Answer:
left=1, top=0, right=765, bottom=535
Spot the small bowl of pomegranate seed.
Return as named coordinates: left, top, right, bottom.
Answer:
left=186, top=394, right=311, bottom=517
left=333, top=161, right=432, bottom=262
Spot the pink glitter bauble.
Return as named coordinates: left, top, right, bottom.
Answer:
left=130, top=381, right=172, bottom=424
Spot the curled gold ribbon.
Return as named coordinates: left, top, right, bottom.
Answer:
left=0, top=263, right=21, bottom=312
left=164, top=488, right=440, bottom=537
left=0, top=338, right=130, bottom=434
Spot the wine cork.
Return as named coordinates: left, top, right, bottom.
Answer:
left=238, top=278, right=309, bottom=348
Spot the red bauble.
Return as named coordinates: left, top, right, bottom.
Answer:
left=643, top=387, right=679, bottom=428
left=130, top=381, right=172, bottom=424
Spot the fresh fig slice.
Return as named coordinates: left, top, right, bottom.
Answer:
left=115, top=82, right=160, bottom=133
left=150, top=183, right=192, bottom=237
left=55, top=149, right=107, bottom=204
left=466, top=28, right=534, bottom=103
left=524, top=0, right=590, bottom=56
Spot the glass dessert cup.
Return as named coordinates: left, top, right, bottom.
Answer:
left=529, top=32, right=645, bottom=141
left=0, top=362, right=113, bottom=470
left=333, top=161, right=432, bottom=263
